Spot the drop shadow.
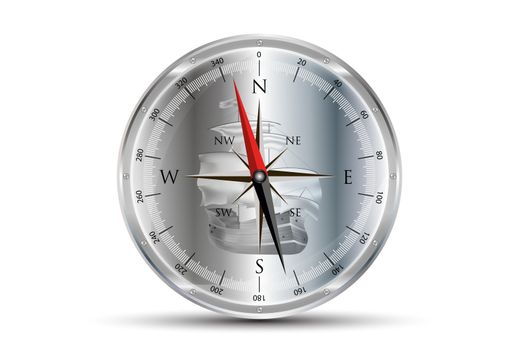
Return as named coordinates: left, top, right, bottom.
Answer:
left=102, top=310, right=417, bottom=330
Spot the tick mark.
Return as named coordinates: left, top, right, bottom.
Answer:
left=145, top=155, right=161, bottom=160
left=323, top=86, right=334, bottom=100
left=158, top=225, right=173, bottom=235
left=346, top=225, right=360, bottom=235
left=358, top=155, right=374, bottom=160
left=293, top=66, right=300, bottom=82
left=185, top=252, right=195, bottom=265
left=323, top=252, right=335, bottom=266
left=218, top=66, right=226, bottom=82
left=346, top=117, right=360, bottom=127
left=184, top=87, right=195, bottom=100
left=258, top=275, right=261, bottom=293
left=144, top=192, right=161, bottom=198
left=258, top=60, right=261, bottom=76
left=293, top=270, right=300, bottom=286
left=358, top=192, right=374, bottom=198
left=219, top=270, right=226, bottom=286
left=158, top=117, right=173, bottom=127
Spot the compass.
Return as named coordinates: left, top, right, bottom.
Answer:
left=118, top=35, right=401, bottom=319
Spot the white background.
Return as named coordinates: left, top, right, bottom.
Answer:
left=1, top=1, right=518, bottom=348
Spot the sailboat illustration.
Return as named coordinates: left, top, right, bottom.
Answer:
left=194, top=112, right=323, bottom=255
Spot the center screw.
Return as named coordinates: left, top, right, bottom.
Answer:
left=253, top=170, right=266, bottom=183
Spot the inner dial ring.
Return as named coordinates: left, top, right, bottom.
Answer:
left=118, top=35, right=401, bottom=319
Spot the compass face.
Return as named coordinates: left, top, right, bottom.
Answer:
left=118, top=35, right=401, bottom=319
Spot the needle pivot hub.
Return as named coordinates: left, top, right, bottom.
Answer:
left=252, top=169, right=267, bottom=184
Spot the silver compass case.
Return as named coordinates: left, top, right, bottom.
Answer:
left=118, top=35, right=401, bottom=319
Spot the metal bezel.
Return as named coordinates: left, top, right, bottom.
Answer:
left=118, top=34, right=401, bottom=319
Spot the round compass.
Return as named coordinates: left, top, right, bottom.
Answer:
left=118, top=35, right=401, bottom=319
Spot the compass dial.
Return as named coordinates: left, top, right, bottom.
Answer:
left=118, top=35, right=401, bottom=319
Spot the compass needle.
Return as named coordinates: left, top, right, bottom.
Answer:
left=119, top=35, right=401, bottom=318
left=234, top=83, right=285, bottom=271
